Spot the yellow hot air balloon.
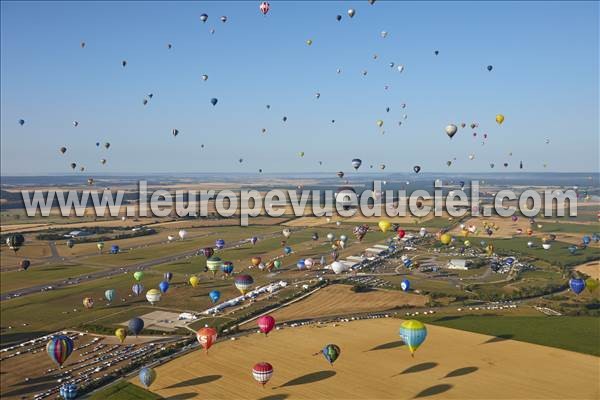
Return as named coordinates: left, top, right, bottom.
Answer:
left=440, top=233, right=452, bottom=245
left=189, top=276, right=199, bottom=287
left=115, top=328, right=127, bottom=343
left=464, top=240, right=471, bottom=247
left=495, top=114, right=505, bottom=125
left=376, top=120, right=384, bottom=128
left=486, top=244, right=494, bottom=256
left=378, top=220, right=391, bottom=232
left=585, top=278, right=599, bottom=293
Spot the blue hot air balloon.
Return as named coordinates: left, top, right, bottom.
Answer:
left=46, top=335, right=74, bottom=367
left=284, top=246, right=292, bottom=255
left=297, top=259, right=306, bottom=270
left=403, top=258, right=412, bottom=268
left=210, top=98, right=218, bottom=106
left=132, top=283, right=144, bottom=296
left=139, top=367, right=156, bottom=388
left=399, top=320, right=427, bottom=357
left=164, top=272, right=173, bottom=282
left=215, top=239, right=225, bottom=250
left=104, top=289, right=115, bottom=302
left=582, top=235, right=591, bottom=246
left=159, top=281, right=170, bottom=293
left=568, top=245, right=578, bottom=255
left=505, top=257, right=515, bottom=265
left=209, top=290, right=221, bottom=303
left=59, top=383, right=78, bottom=399
left=110, top=245, right=119, bottom=254
left=221, top=262, right=234, bottom=275
left=400, top=279, right=410, bottom=291
left=128, top=317, right=144, bottom=336
left=569, top=278, right=585, bottom=295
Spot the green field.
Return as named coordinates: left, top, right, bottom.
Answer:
left=0, top=263, right=100, bottom=292
left=89, top=381, right=163, bottom=400
left=418, top=315, right=600, bottom=356
left=538, top=222, right=599, bottom=234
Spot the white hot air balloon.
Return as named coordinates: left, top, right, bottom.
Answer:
left=304, top=258, right=313, bottom=269
left=331, top=261, right=345, bottom=274
left=282, top=228, right=291, bottom=238
left=419, top=227, right=427, bottom=237
left=146, top=289, right=161, bottom=305
left=167, top=235, right=175, bottom=242
left=178, top=229, right=188, bottom=240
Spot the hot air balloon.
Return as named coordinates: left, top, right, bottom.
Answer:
left=146, top=288, right=161, bottom=305
left=569, top=278, right=585, bottom=295
left=196, top=327, right=218, bottom=353
left=200, top=13, right=208, bottom=22
left=133, top=271, right=144, bottom=281
left=59, top=383, right=78, bottom=400
left=376, top=120, right=384, bottom=128
left=122, top=60, right=127, bottom=67
left=189, top=276, right=199, bottom=287
left=397, top=229, right=406, bottom=239
left=201, top=74, right=208, bottom=81
left=209, top=290, right=221, bottom=303
left=105, top=289, right=115, bottom=302
left=178, top=229, right=187, bottom=240
left=139, top=367, right=156, bottom=388
left=83, top=297, right=94, bottom=309
left=312, top=232, right=320, bottom=241
left=46, top=335, right=74, bottom=367
left=221, top=261, right=234, bottom=276
left=70, top=163, right=77, bottom=170
left=440, top=234, right=452, bottom=245
left=252, top=362, right=273, bottom=387
left=132, top=283, right=144, bottom=296
left=128, top=317, right=144, bottom=336
left=297, top=259, right=306, bottom=270
left=336, top=15, right=342, bottom=21
left=172, top=129, right=179, bottom=137
left=19, top=119, right=25, bottom=125
left=283, top=246, right=292, bottom=255
left=159, top=281, right=170, bottom=293
left=260, top=1, right=270, bottom=14
left=273, top=260, right=282, bottom=269
left=413, top=165, right=421, bottom=173
left=351, top=158, right=362, bottom=170
left=250, top=236, right=258, bottom=245
left=298, top=151, right=305, bottom=157
left=347, top=8, right=355, bottom=17
left=378, top=220, right=391, bottom=232
left=495, top=114, right=505, bottom=125
left=399, top=320, right=427, bottom=357
left=258, top=315, right=275, bottom=336
left=211, top=98, right=218, bottom=106
left=220, top=15, right=227, bottom=22
left=215, top=239, right=225, bottom=250
left=445, top=124, right=459, bottom=139
left=235, top=275, right=254, bottom=295
left=282, top=228, right=291, bottom=238
left=331, top=261, right=345, bottom=274
left=585, top=278, right=599, bottom=293
left=18, top=258, right=30, bottom=270
left=337, top=171, right=345, bottom=179
left=321, top=344, right=341, bottom=365
left=6, top=234, right=25, bottom=253
left=401, top=279, right=410, bottom=291
left=202, top=247, right=214, bottom=257
left=164, top=272, right=173, bottom=282
left=251, top=256, right=262, bottom=267
left=306, top=39, right=313, bottom=46
left=434, top=50, right=439, bottom=55
left=115, top=328, right=127, bottom=343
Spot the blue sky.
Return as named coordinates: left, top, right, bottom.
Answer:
left=1, top=1, right=598, bottom=175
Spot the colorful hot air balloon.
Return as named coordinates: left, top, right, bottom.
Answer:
left=207, top=256, right=222, bottom=276
left=196, top=327, right=218, bottom=353
left=273, top=260, right=282, bottom=269
left=133, top=271, right=144, bottom=281
left=252, top=362, right=273, bottom=387
left=351, top=158, right=362, bottom=170
left=128, top=317, right=144, bottom=336
left=115, top=328, right=127, bottom=343
left=105, top=289, right=115, bottom=302
left=259, top=1, right=270, bottom=15
left=139, top=367, right=156, bottom=388
left=251, top=256, right=262, bottom=267
left=132, top=283, right=144, bottom=296
left=401, top=279, right=410, bottom=291
left=209, top=290, right=221, bottom=303
left=46, top=335, right=74, bottom=367
left=585, top=278, right=599, bottom=293
left=569, top=278, right=585, bottom=295
left=440, top=234, right=452, bottom=245
left=221, top=261, right=234, bottom=276
left=399, top=320, right=427, bottom=357
left=321, top=344, right=341, bottom=365
left=59, top=383, right=78, bottom=400
left=202, top=247, right=214, bottom=257
left=258, top=315, right=275, bottom=336
left=234, top=274, right=254, bottom=295
left=159, top=280, right=170, bottom=293
left=83, top=297, right=94, bottom=309
left=189, top=276, right=200, bottom=287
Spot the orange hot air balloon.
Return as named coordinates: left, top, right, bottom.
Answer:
left=527, top=228, right=533, bottom=236
left=196, top=327, right=218, bottom=353
left=251, top=256, right=262, bottom=267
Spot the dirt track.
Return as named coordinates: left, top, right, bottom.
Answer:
left=135, top=318, right=599, bottom=399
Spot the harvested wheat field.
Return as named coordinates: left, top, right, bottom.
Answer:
left=264, top=285, right=428, bottom=323
left=576, top=261, right=600, bottom=280
left=135, top=318, right=599, bottom=399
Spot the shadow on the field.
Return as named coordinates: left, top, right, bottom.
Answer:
left=278, top=370, right=336, bottom=387
left=165, top=393, right=197, bottom=400
left=258, top=395, right=289, bottom=400
left=413, top=384, right=453, bottom=398
left=443, top=366, right=478, bottom=378
left=3, top=382, right=54, bottom=397
left=434, top=316, right=462, bottom=322
left=482, top=334, right=513, bottom=344
left=394, top=362, right=438, bottom=376
left=0, top=331, right=52, bottom=348
left=164, top=375, right=222, bottom=389
left=10, top=374, right=59, bottom=386
left=367, top=340, right=404, bottom=351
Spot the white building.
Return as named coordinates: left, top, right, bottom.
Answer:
left=446, top=259, right=472, bottom=270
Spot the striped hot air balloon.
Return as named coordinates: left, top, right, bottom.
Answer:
left=46, top=335, right=74, bottom=367
left=234, top=274, right=254, bottom=295
left=221, top=261, right=234, bottom=276
left=139, top=367, right=156, bottom=388
left=59, top=383, right=78, bottom=399
left=252, top=362, right=273, bottom=387
left=321, top=344, right=341, bottom=365
left=399, top=320, right=427, bottom=357
left=132, top=283, right=144, bottom=296
left=196, top=327, right=218, bottom=353
left=206, top=256, right=222, bottom=277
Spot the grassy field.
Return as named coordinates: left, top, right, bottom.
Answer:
left=0, top=263, right=100, bottom=292
left=89, top=381, right=163, bottom=400
left=131, top=318, right=599, bottom=399
left=418, top=315, right=600, bottom=356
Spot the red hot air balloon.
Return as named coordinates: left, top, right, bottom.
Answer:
left=252, top=362, right=273, bottom=387
left=196, top=327, right=218, bottom=353
left=397, top=229, right=406, bottom=239
left=202, top=247, right=214, bottom=257
left=257, top=315, right=275, bottom=336
left=259, top=2, right=270, bottom=15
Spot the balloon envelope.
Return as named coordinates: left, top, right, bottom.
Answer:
left=128, top=317, right=144, bottom=336
left=399, top=320, right=427, bottom=356
left=139, top=367, right=156, bottom=388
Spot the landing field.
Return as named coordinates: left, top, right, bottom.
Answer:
left=134, top=318, right=599, bottom=400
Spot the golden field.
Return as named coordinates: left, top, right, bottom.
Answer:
left=133, top=318, right=599, bottom=399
